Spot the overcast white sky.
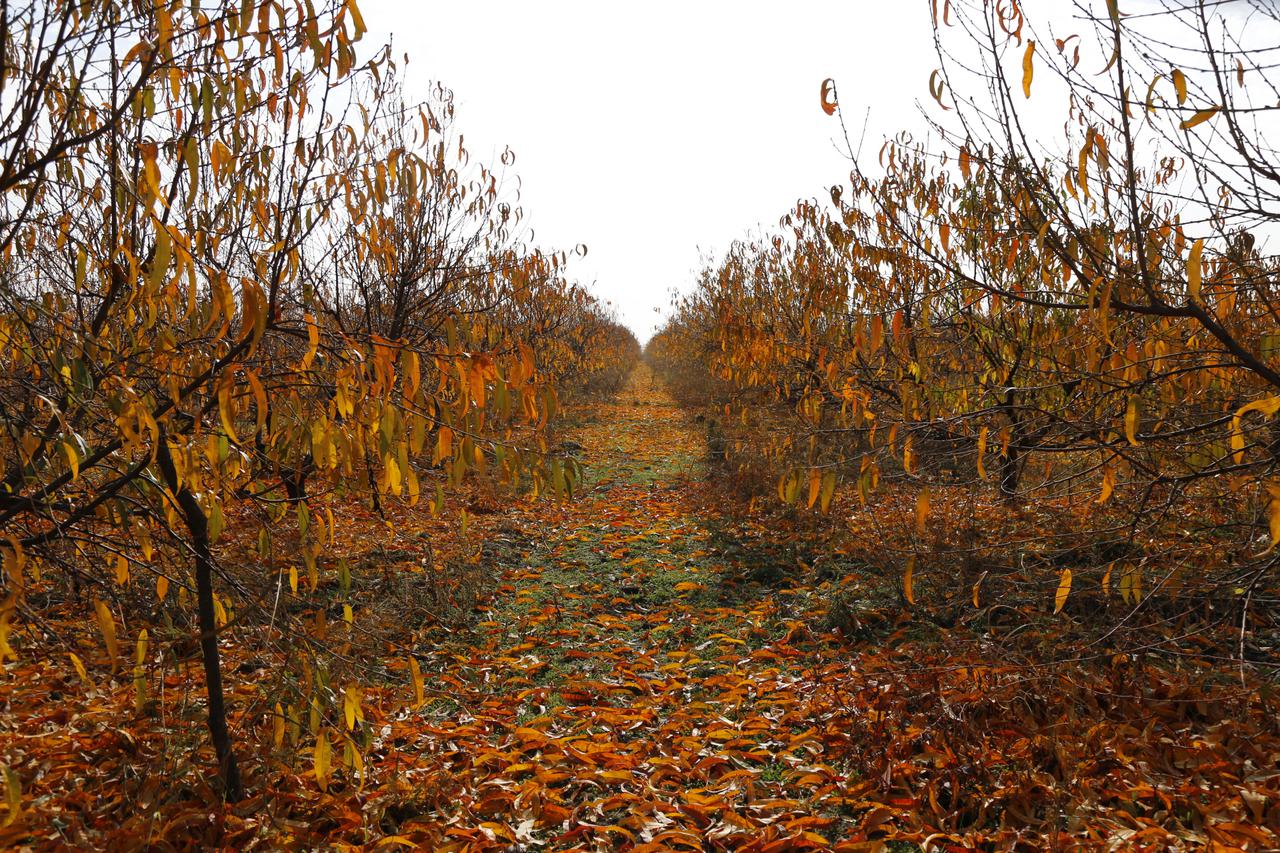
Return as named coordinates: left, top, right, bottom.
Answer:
left=361, top=1, right=940, bottom=343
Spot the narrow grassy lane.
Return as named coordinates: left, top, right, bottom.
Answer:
left=389, top=365, right=874, bottom=850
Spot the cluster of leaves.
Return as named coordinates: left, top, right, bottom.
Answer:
left=0, top=0, right=635, bottom=800
left=649, top=0, right=1280, bottom=656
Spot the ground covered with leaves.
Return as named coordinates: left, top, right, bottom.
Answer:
left=3, top=366, right=1278, bottom=850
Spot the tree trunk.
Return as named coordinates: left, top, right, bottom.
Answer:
left=156, top=438, right=245, bottom=802
left=999, top=442, right=1022, bottom=500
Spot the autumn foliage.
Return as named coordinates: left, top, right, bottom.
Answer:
left=0, top=0, right=633, bottom=813
left=651, top=0, right=1280, bottom=653
left=2, top=0, right=1279, bottom=850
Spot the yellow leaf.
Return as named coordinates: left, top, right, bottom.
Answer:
left=302, top=313, right=320, bottom=370
left=314, top=729, right=332, bottom=791
left=60, top=441, right=79, bottom=481
left=406, top=467, right=420, bottom=507
left=0, top=596, right=16, bottom=663
left=1180, top=105, right=1219, bottom=130
left=409, top=657, right=425, bottom=708
left=246, top=369, right=268, bottom=436
left=819, top=469, right=837, bottom=513
left=68, top=652, right=90, bottom=684
left=1187, top=238, right=1204, bottom=301
left=273, top=703, right=286, bottom=749
left=1231, top=396, right=1280, bottom=463
left=1097, top=465, right=1115, bottom=504
left=133, top=629, right=149, bottom=711
left=807, top=468, right=821, bottom=509
left=1, top=765, right=18, bottom=827
left=1263, top=482, right=1280, bottom=555
left=343, top=686, right=361, bottom=731
left=1124, top=397, right=1139, bottom=445
left=346, top=0, right=367, bottom=35
left=435, top=426, right=453, bottom=464
left=904, top=555, right=916, bottom=605
left=469, top=363, right=486, bottom=409
left=149, top=225, right=171, bottom=290
left=915, top=488, right=930, bottom=535
left=673, top=581, right=704, bottom=593
left=385, top=456, right=402, bottom=496
left=218, top=383, right=240, bottom=445
left=1022, top=40, right=1036, bottom=98
left=1172, top=68, right=1188, bottom=105
left=156, top=574, right=169, bottom=601
left=1054, top=569, right=1072, bottom=614
left=976, top=426, right=988, bottom=480
left=135, top=629, right=149, bottom=666
left=94, top=599, right=119, bottom=672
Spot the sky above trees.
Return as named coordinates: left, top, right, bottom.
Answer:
left=362, top=1, right=940, bottom=342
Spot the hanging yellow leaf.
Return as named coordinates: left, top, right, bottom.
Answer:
left=1097, top=464, right=1115, bottom=504
left=807, top=467, right=822, bottom=509
left=148, top=226, right=172, bottom=290
left=218, top=383, right=240, bottom=445
left=409, top=656, right=425, bottom=708
left=1172, top=68, right=1188, bottom=105
left=1124, top=397, right=1139, bottom=445
left=819, top=469, right=837, bottom=513
left=156, top=574, right=169, bottom=601
left=133, top=629, right=149, bottom=711
left=1187, top=238, right=1204, bottom=301
left=915, top=488, right=930, bottom=534
left=94, top=599, right=119, bottom=672
left=343, top=685, right=362, bottom=731
left=972, top=571, right=987, bottom=608
left=972, top=426, right=987, bottom=481
left=1054, top=569, right=1072, bottom=614
left=904, top=555, right=916, bottom=605
left=1022, top=40, right=1036, bottom=98
left=469, top=361, right=486, bottom=408
left=60, top=441, right=80, bottom=481
left=314, top=728, right=332, bottom=791
left=273, top=703, right=286, bottom=749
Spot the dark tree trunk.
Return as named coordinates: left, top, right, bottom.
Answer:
left=999, top=442, right=1022, bottom=500
left=156, top=438, right=244, bottom=802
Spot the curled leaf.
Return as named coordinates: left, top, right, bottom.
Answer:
left=820, top=78, right=838, bottom=116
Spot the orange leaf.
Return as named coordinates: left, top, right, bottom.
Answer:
left=820, top=78, right=838, bottom=116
